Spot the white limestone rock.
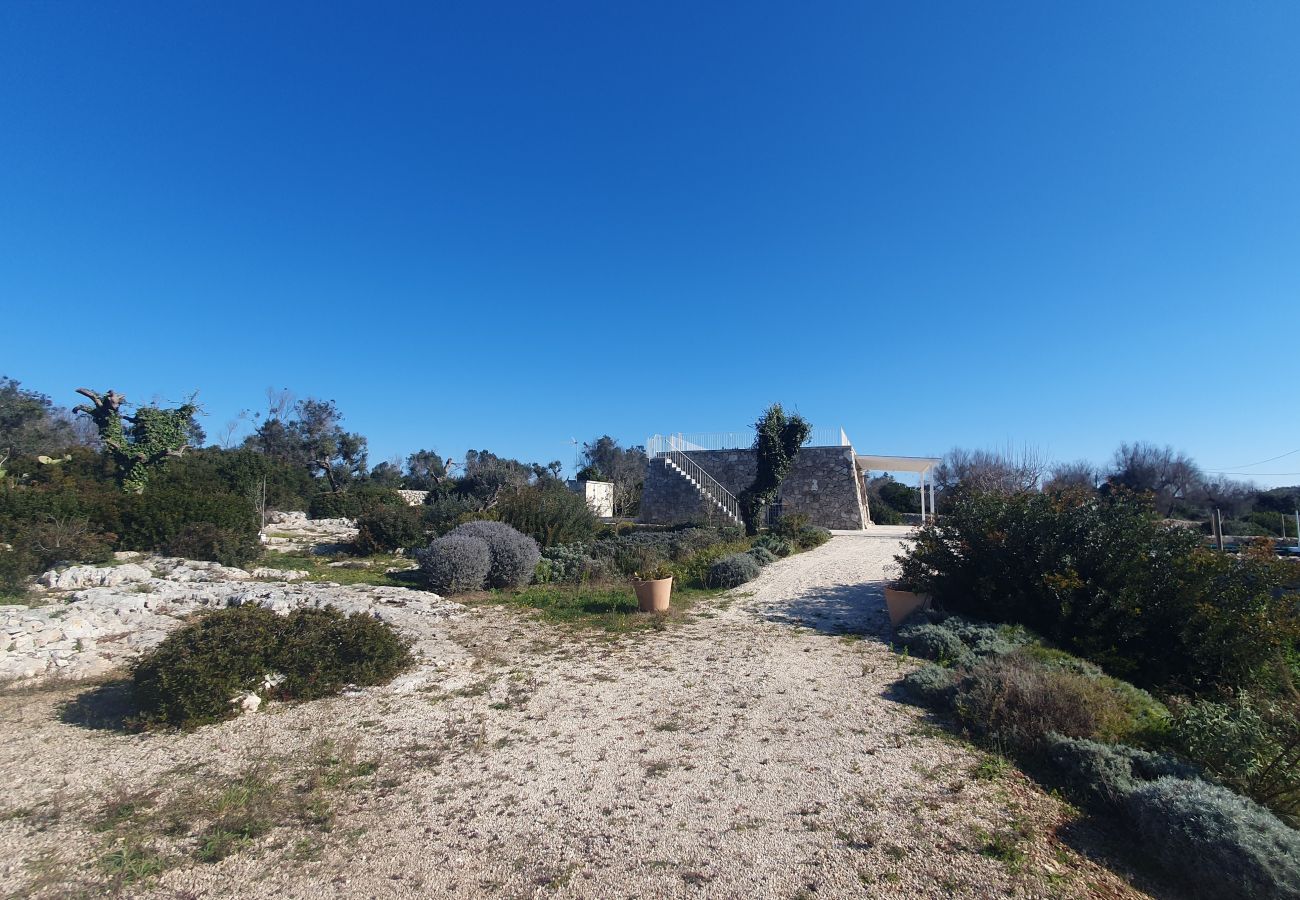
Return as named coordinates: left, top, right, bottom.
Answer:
left=39, top=563, right=152, bottom=590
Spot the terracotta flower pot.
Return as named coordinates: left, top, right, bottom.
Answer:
left=633, top=577, right=673, bottom=612
left=883, top=585, right=931, bottom=627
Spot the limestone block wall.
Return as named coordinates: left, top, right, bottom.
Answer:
left=640, top=446, right=868, bottom=530
left=639, top=459, right=709, bottom=526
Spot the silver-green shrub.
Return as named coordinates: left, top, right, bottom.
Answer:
left=451, top=520, right=540, bottom=589
left=1125, top=777, right=1300, bottom=900
left=752, top=534, right=791, bottom=557
left=900, top=663, right=959, bottom=706
left=415, top=533, right=491, bottom=594
left=895, top=623, right=969, bottom=664
left=747, top=546, right=777, bottom=567
left=1043, top=734, right=1200, bottom=809
left=707, top=552, right=761, bottom=588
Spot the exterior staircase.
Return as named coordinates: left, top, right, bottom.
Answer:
left=655, top=451, right=743, bottom=526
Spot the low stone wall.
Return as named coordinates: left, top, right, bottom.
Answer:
left=640, top=446, right=868, bottom=530
left=397, top=490, right=430, bottom=506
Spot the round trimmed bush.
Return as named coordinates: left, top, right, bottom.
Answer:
left=451, top=520, right=540, bottom=589
left=747, top=546, right=777, bottom=567
left=706, top=552, right=761, bottom=589
left=415, top=533, right=492, bottom=594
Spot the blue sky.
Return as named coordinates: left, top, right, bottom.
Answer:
left=2, top=3, right=1298, bottom=485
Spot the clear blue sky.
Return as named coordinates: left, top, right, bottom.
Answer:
left=2, top=3, right=1298, bottom=485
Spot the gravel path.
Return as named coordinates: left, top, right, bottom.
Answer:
left=0, top=534, right=1149, bottom=899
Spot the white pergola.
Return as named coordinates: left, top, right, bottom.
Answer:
left=855, top=454, right=943, bottom=523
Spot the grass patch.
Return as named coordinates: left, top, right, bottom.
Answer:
left=82, top=738, right=378, bottom=892
left=475, top=582, right=722, bottom=633
left=256, top=550, right=419, bottom=589
left=98, top=840, right=170, bottom=885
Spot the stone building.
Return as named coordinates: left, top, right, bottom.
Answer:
left=639, top=430, right=939, bottom=531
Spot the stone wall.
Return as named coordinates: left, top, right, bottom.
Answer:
left=640, top=446, right=869, bottom=530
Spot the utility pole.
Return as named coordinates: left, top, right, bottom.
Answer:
left=1213, top=508, right=1225, bottom=552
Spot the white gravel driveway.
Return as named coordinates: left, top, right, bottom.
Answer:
left=0, top=534, right=1148, bottom=899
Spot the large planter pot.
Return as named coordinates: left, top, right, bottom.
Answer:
left=883, top=585, right=931, bottom=627
left=633, top=577, right=673, bottom=613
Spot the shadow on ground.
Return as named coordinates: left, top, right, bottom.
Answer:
left=753, top=580, right=893, bottom=638
left=59, top=679, right=138, bottom=732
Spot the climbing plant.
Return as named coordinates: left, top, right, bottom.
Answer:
left=74, top=388, right=199, bottom=493
left=738, top=404, right=811, bottom=535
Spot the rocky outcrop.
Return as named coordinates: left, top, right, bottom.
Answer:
left=38, top=563, right=153, bottom=590
left=2, top=558, right=461, bottom=683
left=261, top=510, right=357, bottom=553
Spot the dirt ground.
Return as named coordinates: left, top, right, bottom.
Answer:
left=0, top=533, right=1155, bottom=899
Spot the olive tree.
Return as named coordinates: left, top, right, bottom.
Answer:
left=74, top=388, right=198, bottom=493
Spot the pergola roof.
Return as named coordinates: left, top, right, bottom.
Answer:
left=855, top=454, right=942, bottom=474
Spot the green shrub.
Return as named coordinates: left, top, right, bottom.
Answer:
left=0, top=545, right=40, bottom=597
left=415, top=533, right=491, bottom=594
left=272, top=607, right=412, bottom=700
left=770, top=513, right=831, bottom=550
left=747, top=546, right=777, bottom=566
left=539, top=544, right=612, bottom=584
left=770, top=512, right=811, bottom=541
left=420, top=492, right=487, bottom=535
left=450, top=521, right=539, bottom=589
left=706, top=552, right=761, bottom=589
left=900, top=663, right=959, bottom=706
left=1169, top=693, right=1300, bottom=826
left=164, top=523, right=262, bottom=567
left=950, top=652, right=1165, bottom=751
left=794, top=525, right=831, bottom=550
left=752, top=534, right=791, bottom=557
left=897, top=487, right=1300, bottom=695
left=131, top=606, right=286, bottom=727
left=152, top=447, right=316, bottom=512
left=117, top=489, right=259, bottom=555
left=1125, top=777, right=1300, bottom=900
left=353, top=505, right=425, bottom=555
left=495, top=485, right=597, bottom=548
left=307, top=487, right=403, bottom=520
left=131, top=605, right=412, bottom=728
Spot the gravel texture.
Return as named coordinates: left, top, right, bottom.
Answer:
left=0, top=533, right=1151, bottom=899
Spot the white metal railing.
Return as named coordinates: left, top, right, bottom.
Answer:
left=646, top=427, right=850, bottom=458
left=649, top=433, right=742, bottom=523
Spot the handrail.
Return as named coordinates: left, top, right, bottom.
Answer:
left=646, top=427, right=850, bottom=455
left=655, top=434, right=742, bottom=524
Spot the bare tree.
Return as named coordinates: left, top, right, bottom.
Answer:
left=934, top=445, right=1048, bottom=495
left=1045, top=459, right=1100, bottom=491
left=1108, top=442, right=1202, bottom=516
left=1196, top=476, right=1256, bottom=520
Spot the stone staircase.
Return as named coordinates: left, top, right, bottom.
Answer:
left=656, top=454, right=743, bottom=526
